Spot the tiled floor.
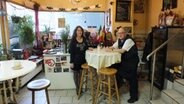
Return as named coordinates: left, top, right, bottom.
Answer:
left=15, top=72, right=161, bottom=104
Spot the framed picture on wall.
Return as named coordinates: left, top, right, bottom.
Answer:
left=124, top=26, right=132, bottom=35
left=115, top=0, right=131, bottom=22
left=162, top=0, right=177, bottom=10
left=134, top=0, right=144, bottom=13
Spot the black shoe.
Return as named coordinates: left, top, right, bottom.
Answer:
left=127, top=97, right=138, bottom=103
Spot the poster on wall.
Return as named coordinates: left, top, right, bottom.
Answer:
left=58, top=18, right=65, bottom=28
left=115, top=0, right=131, bottom=22
left=162, top=0, right=177, bottom=10
left=134, top=0, right=144, bottom=13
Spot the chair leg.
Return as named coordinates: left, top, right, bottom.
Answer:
left=94, top=74, right=101, bottom=104
left=32, top=91, right=35, bottom=104
left=108, top=76, right=112, bottom=104
left=114, top=75, right=120, bottom=104
left=45, top=89, right=50, bottom=104
left=89, top=69, right=94, bottom=103
left=78, top=69, right=85, bottom=99
left=85, top=69, right=88, bottom=92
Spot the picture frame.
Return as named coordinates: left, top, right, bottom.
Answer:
left=124, top=26, right=132, bottom=34
left=124, top=26, right=132, bottom=36
left=115, top=0, right=131, bottom=22
left=162, top=0, right=177, bottom=10
left=134, top=0, right=144, bottom=13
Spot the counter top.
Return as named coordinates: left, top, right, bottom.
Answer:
left=43, top=52, right=70, bottom=56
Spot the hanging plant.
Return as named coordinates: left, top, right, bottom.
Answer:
left=11, top=15, right=21, bottom=23
left=13, top=15, right=35, bottom=49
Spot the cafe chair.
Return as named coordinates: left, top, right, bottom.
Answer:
left=78, top=63, right=97, bottom=102
left=95, top=67, right=120, bottom=104
left=27, top=79, right=51, bottom=104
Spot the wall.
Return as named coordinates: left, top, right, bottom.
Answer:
left=134, top=0, right=148, bottom=36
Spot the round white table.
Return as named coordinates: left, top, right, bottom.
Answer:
left=86, top=49, right=121, bottom=71
left=0, top=60, right=36, bottom=104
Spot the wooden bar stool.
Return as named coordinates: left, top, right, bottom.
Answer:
left=78, top=63, right=97, bottom=103
left=27, top=79, right=51, bottom=104
left=95, top=68, right=120, bottom=104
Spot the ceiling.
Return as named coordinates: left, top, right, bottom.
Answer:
left=7, top=0, right=107, bottom=11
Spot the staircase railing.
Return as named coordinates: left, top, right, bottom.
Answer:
left=146, top=29, right=184, bottom=100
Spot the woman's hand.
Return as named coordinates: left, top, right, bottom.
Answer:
left=70, top=63, right=74, bottom=68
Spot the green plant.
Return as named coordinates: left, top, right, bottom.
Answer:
left=13, top=15, right=34, bottom=48
left=43, top=25, right=51, bottom=35
left=60, top=25, right=70, bottom=53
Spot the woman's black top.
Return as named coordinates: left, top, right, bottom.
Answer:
left=69, top=38, right=88, bottom=70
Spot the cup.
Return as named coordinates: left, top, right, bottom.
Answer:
left=97, top=45, right=100, bottom=52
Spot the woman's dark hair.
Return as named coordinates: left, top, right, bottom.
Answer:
left=71, top=26, right=85, bottom=41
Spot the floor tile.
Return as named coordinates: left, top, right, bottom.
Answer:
left=11, top=72, right=162, bottom=104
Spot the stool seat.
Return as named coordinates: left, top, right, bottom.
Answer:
left=98, top=68, right=117, bottom=75
left=27, top=79, right=51, bottom=104
left=81, top=63, right=89, bottom=69
left=27, top=79, right=50, bottom=90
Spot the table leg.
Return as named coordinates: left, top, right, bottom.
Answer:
left=3, top=81, right=8, bottom=104
left=8, top=79, right=17, bottom=103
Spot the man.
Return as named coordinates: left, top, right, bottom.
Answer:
left=109, top=27, right=139, bottom=103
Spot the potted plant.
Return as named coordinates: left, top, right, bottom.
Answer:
left=13, top=15, right=35, bottom=49
left=12, top=15, right=35, bottom=59
left=60, top=25, right=70, bottom=53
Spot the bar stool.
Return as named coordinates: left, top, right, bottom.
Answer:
left=78, top=63, right=97, bottom=103
left=27, top=79, right=51, bottom=104
left=95, top=68, right=120, bottom=104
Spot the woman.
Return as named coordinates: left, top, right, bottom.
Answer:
left=69, top=26, right=88, bottom=95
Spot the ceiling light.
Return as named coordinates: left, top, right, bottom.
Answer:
left=47, top=7, right=53, bottom=9
left=70, top=0, right=81, bottom=5
left=59, top=8, right=65, bottom=11
left=83, top=7, right=89, bottom=10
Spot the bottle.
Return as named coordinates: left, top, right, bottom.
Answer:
left=97, top=45, right=100, bottom=52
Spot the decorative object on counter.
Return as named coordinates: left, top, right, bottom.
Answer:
left=60, top=24, right=70, bottom=53
left=158, top=8, right=176, bottom=27
left=165, top=10, right=175, bottom=26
